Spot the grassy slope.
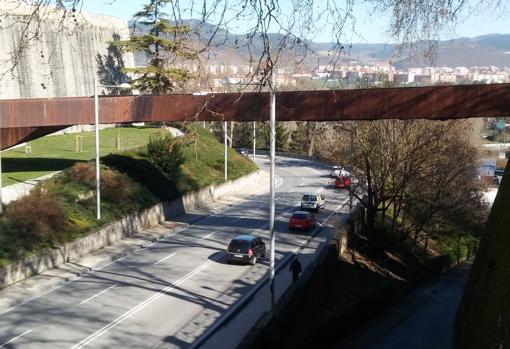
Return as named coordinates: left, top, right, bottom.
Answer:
left=455, top=163, right=510, bottom=348
left=0, top=126, right=258, bottom=267
left=2, top=127, right=164, bottom=186
left=102, top=126, right=258, bottom=199
left=176, top=126, right=258, bottom=192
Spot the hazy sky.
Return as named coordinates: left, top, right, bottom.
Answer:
left=80, top=0, right=509, bottom=43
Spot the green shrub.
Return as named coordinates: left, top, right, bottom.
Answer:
left=436, top=233, right=478, bottom=263
left=102, top=153, right=179, bottom=200
left=146, top=134, right=183, bottom=179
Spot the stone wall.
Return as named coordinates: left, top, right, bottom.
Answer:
left=0, top=170, right=263, bottom=289
left=0, top=0, right=134, bottom=99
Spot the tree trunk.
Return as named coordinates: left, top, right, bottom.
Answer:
left=364, top=157, right=376, bottom=233
left=306, top=122, right=315, bottom=156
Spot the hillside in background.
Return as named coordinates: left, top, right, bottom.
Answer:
left=130, top=19, right=510, bottom=69
left=393, top=35, right=510, bottom=68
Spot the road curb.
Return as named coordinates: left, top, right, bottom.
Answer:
left=189, top=197, right=350, bottom=349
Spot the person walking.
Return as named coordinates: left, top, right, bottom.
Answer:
left=289, top=257, right=302, bottom=284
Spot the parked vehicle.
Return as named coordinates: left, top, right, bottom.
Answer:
left=300, top=193, right=325, bottom=212
left=288, top=211, right=316, bottom=231
left=226, top=235, right=266, bottom=265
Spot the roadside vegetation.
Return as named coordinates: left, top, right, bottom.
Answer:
left=245, top=118, right=487, bottom=348
left=0, top=125, right=257, bottom=267
left=221, top=118, right=487, bottom=261
left=455, top=165, right=510, bottom=349
left=249, top=225, right=453, bottom=349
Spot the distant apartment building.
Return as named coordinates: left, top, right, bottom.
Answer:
left=198, top=59, right=509, bottom=92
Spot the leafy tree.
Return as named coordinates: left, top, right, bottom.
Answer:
left=96, top=34, right=130, bottom=93
left=345, top=119, right=483, bottom=239
left=289, top=122, right=308, bottom=154
left=275, top=122, right=291, bottom=151
left=114, top=0, right=195, bottom=93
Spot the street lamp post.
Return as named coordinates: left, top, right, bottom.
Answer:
left=94, top=77, right=131, bottom=220
left=349, top=124, right=354, bottom=212
left=94, top=78, right=101, bottom=220
left=224, top=121, right=228, bottom=181
left=269, top=72, right=276, bottom=308
left=219, top=74, right=277, bottom=307
left=253, top=121, right=256, bottom=163
left=0, top=119, right=2, bottom=215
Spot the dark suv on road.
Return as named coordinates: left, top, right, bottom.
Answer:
left=226, top=235, right=266, bottom=265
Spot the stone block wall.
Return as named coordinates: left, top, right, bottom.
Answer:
left=0, top=170, right=262, bottom=289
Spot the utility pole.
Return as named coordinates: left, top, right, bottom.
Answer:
left=253, top=121, right=257, bottom=163
left=349, top=123, right=354, bottom=212
left=224, top=121, right=228, bottom=182
left=0, top=119, right=2, bottom=215
left=94, top=77, right=101, bottom=220
left=93, top=78, right=131, bottom=220
left=269, top=72, right=276, bottom=308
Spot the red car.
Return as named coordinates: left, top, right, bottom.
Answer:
left=335, top=176, right=351, bottom=189
left=288, top=211, right=316, bottom=231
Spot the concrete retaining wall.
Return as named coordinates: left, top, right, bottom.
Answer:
left=0, top=170, right=263, bottom=289
left=0, top=1, right=134, bottom=99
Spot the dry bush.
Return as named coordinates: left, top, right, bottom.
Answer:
left=69, top=162, right=95, bottom=186
left=100, top=168, right=133, bottom=203
left=69, top=162, right=135, bottom=203
left=6, top=191, right=68, bottom=244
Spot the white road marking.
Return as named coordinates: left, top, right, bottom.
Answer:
left=72, top=182, right=301, bottom=348
left=322, top=198, right=349, bottom=224
left=153, top=253, right=176, bottom=266
left=80, top=284, right=118, bottom=305
left=71, top=256, right=221, bottom=349
left=276, top=175, right=284, bottom=188
left=201, top=231, right=217, bottom=240
left=0, top=170, right=283, bottom=317
left=1, top=329, right=32, bottom=347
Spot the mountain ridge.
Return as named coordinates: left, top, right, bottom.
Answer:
left=129, top=19, right=510, bottom=68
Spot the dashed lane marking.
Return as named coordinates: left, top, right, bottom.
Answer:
left=80, top=284, right=119, bottom=305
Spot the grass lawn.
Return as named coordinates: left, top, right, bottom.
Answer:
left=2, top=127, right=166, bottom=186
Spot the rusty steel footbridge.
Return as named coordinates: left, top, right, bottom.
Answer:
left=1, top=83, right=509, bottom=149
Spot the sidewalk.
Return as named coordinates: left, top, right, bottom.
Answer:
left=2, top=172, right=60, bottom=204
left=337, top=263, right=472, bottom=349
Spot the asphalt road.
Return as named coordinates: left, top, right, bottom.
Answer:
left=0, top=156, right=348, bottom=349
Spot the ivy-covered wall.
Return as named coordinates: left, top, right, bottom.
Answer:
left=455, top=164, right=510, bottom=349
